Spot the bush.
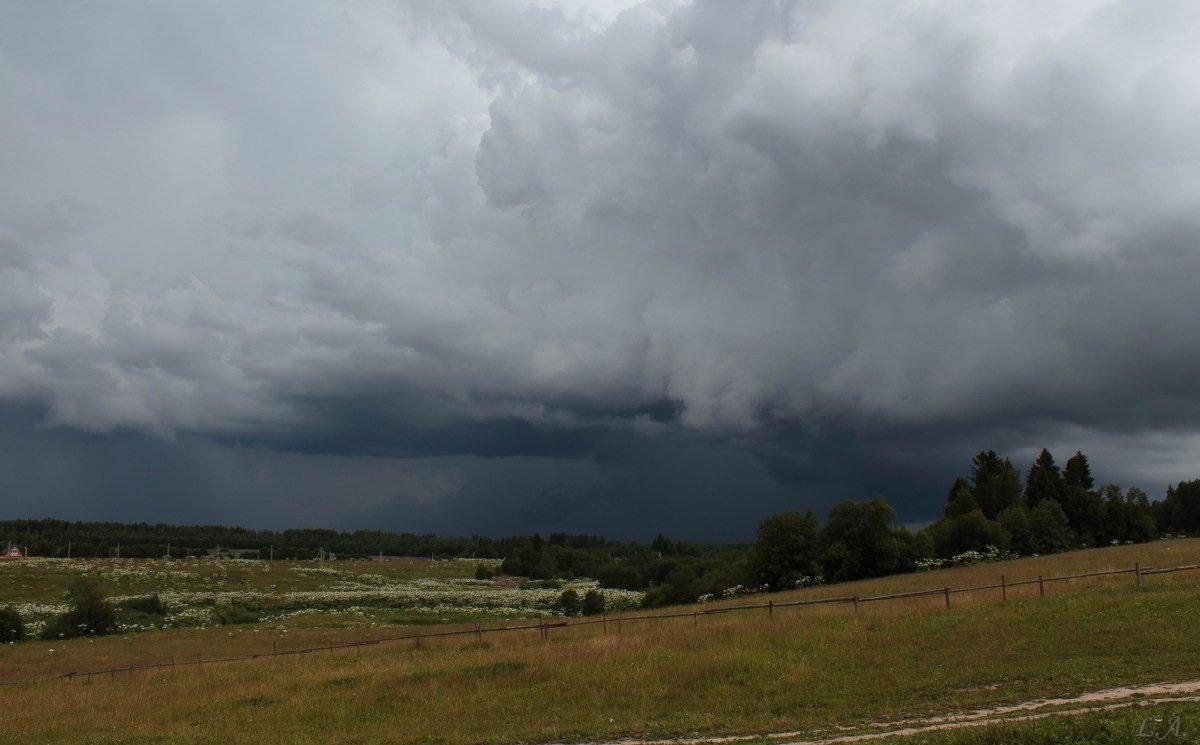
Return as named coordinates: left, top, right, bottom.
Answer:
left=115, top=594, right=169, bottom=630
left=0, top=606, right=25, bottom=643
left=120, top=594, right=168, bottom=616
left=41, top=578, right=117, bottom=639
left=213, top=604, right=262, bottom=625
left=558, top=589, right=581, bottom=616
left=581, top=589, right=605, bottom=616
left=474, top=563, right=494, bottom=580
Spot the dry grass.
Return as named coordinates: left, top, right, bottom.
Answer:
left=2, top=539, right=1199, bottom=744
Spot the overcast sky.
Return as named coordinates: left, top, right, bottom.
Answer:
left=2, top=0, right=1199, bottom=541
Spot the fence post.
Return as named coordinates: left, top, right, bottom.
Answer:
left=853, top=595, right=859, bottom=614
left=944, top=587, right=950, bottom=609
left=272, top=641, right=277, bottom=656
left=476, top=623, right=483, bottom=643
left=603, top=613, right=608, bottom=637
left=768, top=600, right=774, bottom=617
left=693, top=612, right=698, bottom=628
left=1038, top=575, right=1044, bottom=598
left=415, top=632, right=421, bottom=649
left=1136, top=562, right=1144, bottom=590
left=1001, top=575, right=1007, bottom=603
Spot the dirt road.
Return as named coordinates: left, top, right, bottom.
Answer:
left=576, top=679, right=1200, bottom=745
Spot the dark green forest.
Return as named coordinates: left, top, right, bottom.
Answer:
left=5, top=448, right=1200, bottom=609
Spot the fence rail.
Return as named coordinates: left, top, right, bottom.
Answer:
left=3, top=559, right=1195, bottom=688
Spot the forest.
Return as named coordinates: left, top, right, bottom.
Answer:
left=4, top=448, right=1199, bottom=609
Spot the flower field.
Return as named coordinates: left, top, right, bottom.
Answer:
left=0, top=557, right=644, bottom=636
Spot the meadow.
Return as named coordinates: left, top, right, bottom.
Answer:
left=2, top=539, right=1199, bottom=744
left=0, top=556, right=643, bottom=637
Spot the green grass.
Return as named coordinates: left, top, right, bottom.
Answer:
left=2, top=540, right=1199, bottom=743
left=0, top=556, right=641, bottom=636
left=0, top=556, right=481, bottom=605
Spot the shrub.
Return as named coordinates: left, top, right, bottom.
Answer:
left=213, top=604, right=262, bottom=625
left=120, top=594, right=168, bottom=616
left=581, top=589, right=605, bottom=616
left=0, top=606, right=25, bottom=643
left=558, top=589, right=581, bottom=616
left=116, top=595, right=169, bottom=630
left=474, top=563, right=494, bottom=580
left=41, top=578, right=117, bottom=639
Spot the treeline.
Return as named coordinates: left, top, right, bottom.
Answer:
left=0, top=519, right=510, bottom=560
left=925, top=449, right=1157, bottom=557
left=498, top=449, right=1200, bottom=608
left=5, top=449, right=1200, bottom=613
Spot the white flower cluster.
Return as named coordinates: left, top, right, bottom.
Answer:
left=915, top=545, right=1019, bottom=571
left=3, top=559, right=645, bottom=635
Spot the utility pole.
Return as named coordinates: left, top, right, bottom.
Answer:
left=67, top=541, right=71, bottom=559
left=116, top=542, right=120, bottom=559
left=269, top=544, right=274, bottom=561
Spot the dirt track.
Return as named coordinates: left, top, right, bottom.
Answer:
left=575, top=679, right=1200, bottom=745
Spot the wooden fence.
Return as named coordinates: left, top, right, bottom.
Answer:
left=4, top=560, right=1198, bottom=688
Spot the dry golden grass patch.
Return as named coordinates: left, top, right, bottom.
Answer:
left=2, top=539, right=1199, bottom=744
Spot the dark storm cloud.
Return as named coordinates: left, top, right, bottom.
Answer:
left=2, top=1, right=1200, bottom=537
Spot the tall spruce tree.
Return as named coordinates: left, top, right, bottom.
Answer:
left=1064, top=451, right=1095, bottom=490
left=969, top=450, right=1022, bottom=519
left=944, top=477, right=979, bottom=519
left=1059, top=450, right=1102, bottom=545
left=1024, top=449, right=1066, bottom=508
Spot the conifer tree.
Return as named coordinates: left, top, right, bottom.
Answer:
left=1024, top=449, right=1066, bottom=508
left=969, top=450, right=1022, bottom=519
left=1064, top=451, right=1095, bottom=490
left=943, top=477, right=979, bottom=519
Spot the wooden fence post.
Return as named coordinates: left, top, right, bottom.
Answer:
left=415, top=632, right=421, bottom=649
left=476, top=623, right=483, bottom=643
left=943, top=587, right=950, bottom=609
left=1038, top=575, right=1044, bottom=598
left=1136, top=562, right=1144, bottom=590
left=1001, top=575, right=1007, bottom=603
left=693, top=612, right=698, bottom=628
left=603, top=613, right=608, bottom=637
left=853, top=596, right=859, bottom=614
left=768, top=600, right=774, bottom=617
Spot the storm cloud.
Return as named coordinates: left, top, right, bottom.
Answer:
left=2, top=0, right=1199, bottom=539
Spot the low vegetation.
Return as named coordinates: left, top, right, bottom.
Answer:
left=5, top=448, right=1200, bottom=618
left=1, top=539, right=1198, bottom=744
left=0, top=557, right=643, bottom=640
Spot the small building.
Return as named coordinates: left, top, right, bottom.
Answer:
left=2, top=544, right=24, bottom=558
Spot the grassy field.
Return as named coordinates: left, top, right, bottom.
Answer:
left=0, top=556, right=643, bottom=636
left=2, top=539, right=1199, bottom=744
